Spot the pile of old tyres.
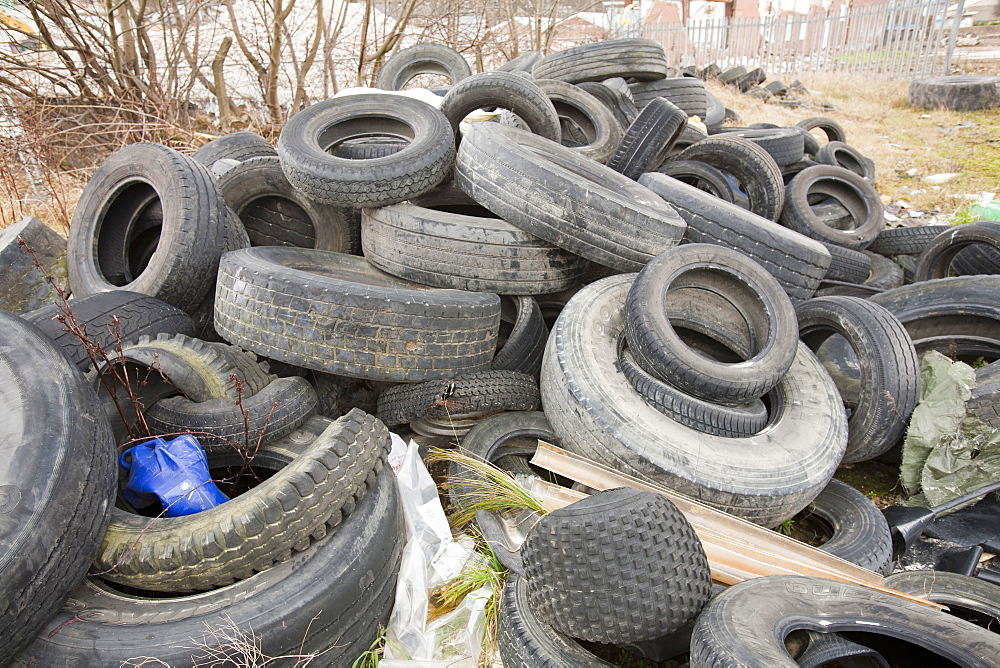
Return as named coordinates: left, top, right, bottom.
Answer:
left=1, top=37, right=999, bottom=665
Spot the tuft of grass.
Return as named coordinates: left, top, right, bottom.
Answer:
left=433, top=530, right=509, bottom=668
left=426, top=448, right=544, bottom=528
left=777, top=518, right=795, bottom=536
left=351, top=626, right=390, bottom=668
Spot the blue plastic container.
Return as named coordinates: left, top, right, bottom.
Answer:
left=120, top=434, right=229, bottom=517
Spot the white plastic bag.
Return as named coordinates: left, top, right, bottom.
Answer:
left=383, top=434, right=493, bottom=665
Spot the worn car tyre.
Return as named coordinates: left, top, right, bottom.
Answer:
left=360, top=200, right=588, bottom=294
left=690, top=575, right=1000, bottom=667
left=278, top=94, right=454, bottom=208
left=576, top=80, right=639, bottom=133
left=797, top=296, right=919, bottom=463
left=143, top=375, right=319, bottom=451
left=456, top=123, right=686, bottom=271
left=713, top=127, right=805, bottom=166
left=68, top=142, right=243, bottom=314
left=781, top=165, right=884, bottom=250
left=217, top=156, right=360, bottom=253
left=628, top=76, right=709, bottom=117
left=439, top=72, right=561, bottom=144
left=14, top=458, right=402, bottom=667
left=93, top=408, right=388, bottom=592
left=493, top=295, right=549, bottom=377
left=606, top=97, right=688, bottom=180
left=535, top=79, right=622, bottom=162
left=0, top=312, right=116, bottom=658
left=522, top=487, right=712, bottom=643
left=824, top=244, right=872, bottom=283
left=531, top=38, right=669, bottom=84
left=376, top=370, right=540, bottom=427
left=914, top=220, right=1000, bottom=281
left=22, top=290, right=195, bottom=372
left=541, top=274, right=848, bottom=527
left=215, top=247, right=501, bottom=381
left=375, top=42, right=472, bottom=90
left=795, top=117, right=847, bottom=144
left=499, top=574, right=613, bottom=667
left=815, top=141, right=876, bottom=181
left=908, top=75, right=1000, bottom=111
left=868, top=225, right=950, bottom=256
left=638, top=173, right=831, bottom=303
left=191, top=131, right=276, bottom=167
left=669, top=135, right=785, bottom=221
left=868, top=276, right=1000, bottom=344
left=656, top=160, right=737, bottom=202
left=625, top=244, right=798, bottom=403
left=804, top=479, right=894, bottom=575
left=884, top=570, right=1000, bottom=625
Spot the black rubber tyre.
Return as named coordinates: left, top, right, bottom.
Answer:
left=868, top=275, right=1000, bottom=344
left=22, top=290, right=195, bottom=371
left=217, top=156, right=360, bottom=253
left=619, top=339, right=768, bottom=437
left=0, top=312, right=116, bottom=658
left=908, top=75, right=1000, bottom=111
left=968, top=381, right=1000, bottom=428
left=699, top=63, right=722, bottom=80
left=311, top=372, right=381, bottom=419
left=94, top=332, right=270, bottom=440
left=536, top=79, right=622, bottom=162
left=215, top=247, right=500, bottom=381
left=576, top=80, right=639, bottom=133
left=68, top=142, right=245, bottom=314
left=815, top=140, right=876, bottom=181
left=715, top=127, right=805, bottom=166
left=499, top=574, right=613, bottom=667
left=825, top=244, right=873, bottom=283
left=93, top=408, right=388, bottom=592
left=456, top=123, right=686, bottom=271
left=440, top=72, right=561, bottom=143
left=668, top=124, right=710, bottom=157
left=375, top=42, right=472, bottom=90
left=868, top=225, right=950, bottom=256
left=703, top=90, right=725, bottom=130
left=628, top=76, right=709, bottom=117
left=277, top=93, right=454, bottom=208
left=952, top=241, right=1000, bottom=275
left=638, top=173, right=831, bottom=302
left=690, top=575, right=1000, bottom=667
left=765, top=80, right=788, bottom=97
left=360, top=201, right=587, bottom=294
left=496, top=50, right=543, bottom=73
left=375, top=370, right=540, bottom=426
left=798, top=295, right=918, bottom=463
left=143, top=375, right=319, bottom=450
left=656, top=160, right=737, bottom=202
left=541, top=275, right=848, bottom=527
left=884, top=570, right=1000, bottom=626
left=795, top=116, right=847, bottom=144
left=531, top=38, right=669, bottom=84
left=781, top=165, right=884, bottom=250
left=191, top=131, right=276, bottom=166
left=914, top=220, right=1000, bottom=281
left=863, top=250, right=905, bottom=290
left=718, top=65, right=747, bottom=84
left=736, top=67, right=767, bottom=92
left=15, top=461, right=402, bottom=667
left=625, top=243, right=798, bottom=403
left=606, top=97, right=688, bottom=180
left=522, top=487, right=712, bottom=643
left=493, top=295, right=548, bottom=377
left=670, top=134, right=785, bottom=221
left=329, top=135, right=408, bottom=160
left=802, top=479, right=894, bottom=575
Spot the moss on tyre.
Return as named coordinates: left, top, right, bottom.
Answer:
left=0, top=312, right=116, bottom=658
left=214, top=247, right=501, bottom=382
left=277, top=94, right=455, bottom=208
left=93, top=408, right=389, bottom=592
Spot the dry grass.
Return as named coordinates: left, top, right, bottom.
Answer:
left=711, top=71, right=1000, bottom=216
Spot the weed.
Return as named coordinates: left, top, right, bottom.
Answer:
left=426, top=448, right=544, bottom=528
left=777, top=518, right=795, bottom=536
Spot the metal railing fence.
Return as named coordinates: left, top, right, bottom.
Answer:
left=642, top=0, right=964, bottom=79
